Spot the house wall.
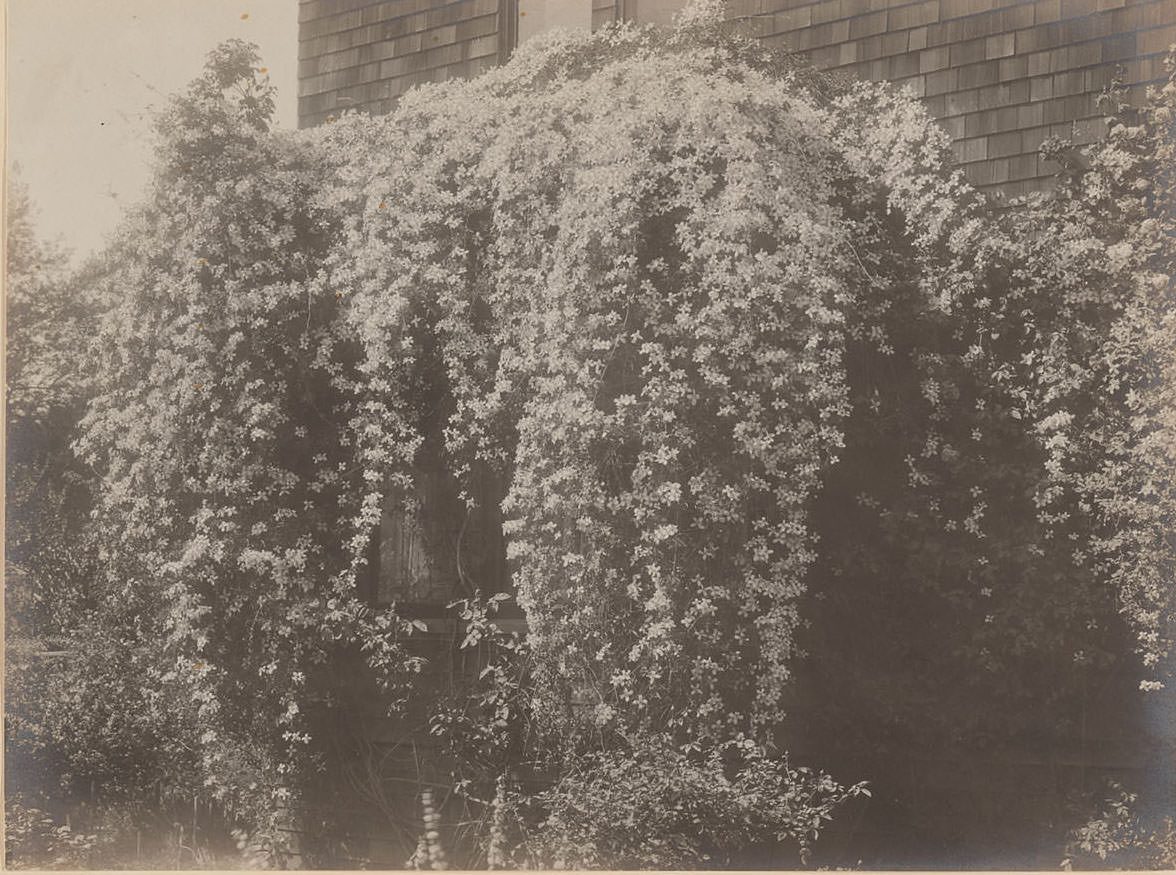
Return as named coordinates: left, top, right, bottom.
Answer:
left=297, top=0, right=513, bottom=126
left=298, top=0, right=1176, bottom=197
left=734, top=0, right=1176, bottom=197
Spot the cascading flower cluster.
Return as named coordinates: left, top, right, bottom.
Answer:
left=335, top=26, right=881, bottom=736
left=73, top=42, right=424, bottom=848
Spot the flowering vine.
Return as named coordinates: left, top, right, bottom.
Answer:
left=55, top=13, right=1174, bottom=861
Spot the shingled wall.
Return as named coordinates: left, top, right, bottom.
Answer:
left=732, top=0, right=1176, bottom=197
left=297, top=0, right=514, bottom=126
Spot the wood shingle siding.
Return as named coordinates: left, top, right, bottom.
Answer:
left=298, top=0, right=509, bottom=126
left=743, top=0, right=1175, bottom=196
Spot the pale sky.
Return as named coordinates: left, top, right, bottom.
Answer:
left=6, top=0, right=300, bottom=262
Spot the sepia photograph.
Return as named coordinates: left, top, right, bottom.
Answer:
left=4, top=0, right=1175, bottom=868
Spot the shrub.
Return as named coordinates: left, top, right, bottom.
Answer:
left=1063, top=782, right=1176, bottom=870
left=489, top=732, right=866, bottom=870
left=4, top=798, right=102, bottom=870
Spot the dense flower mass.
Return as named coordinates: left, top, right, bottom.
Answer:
left=342, top=27, right=871, bottom=736
left=9, top=12, right=1174, bottom=867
